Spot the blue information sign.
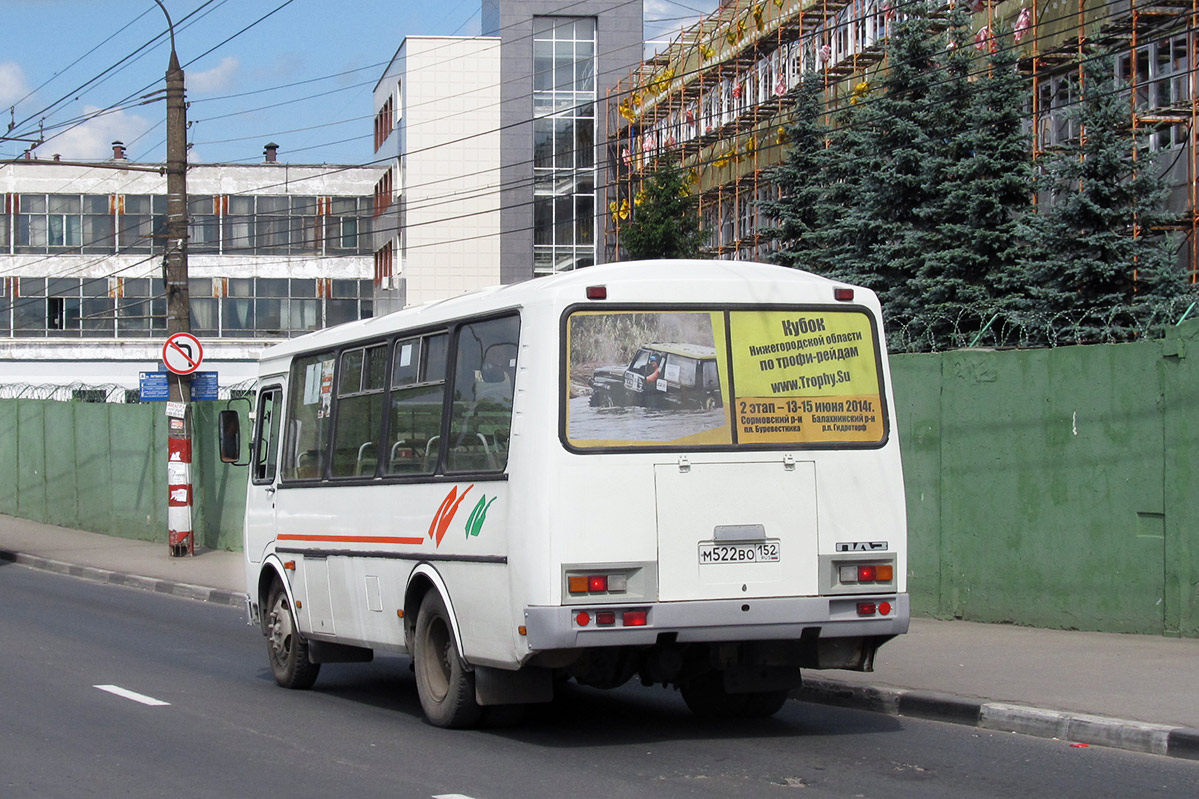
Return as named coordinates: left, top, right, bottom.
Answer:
left=139, top=371, right=169, bottom=401
left=190, top=371, right=219, bottom=401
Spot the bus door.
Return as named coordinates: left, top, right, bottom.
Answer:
left=245, top=384, right=284, bottom=564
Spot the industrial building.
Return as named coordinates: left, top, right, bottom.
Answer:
left=0, top=146, right=380, bottom=397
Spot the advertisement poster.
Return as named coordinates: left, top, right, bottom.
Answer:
left=728, top=310, right=884, bottom=444
left=565, top=308, right=885, bottom=449
left=566, top=311, right=732, bottom=448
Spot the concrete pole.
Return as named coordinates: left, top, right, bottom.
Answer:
left=159, top=3, right=194, bottom=557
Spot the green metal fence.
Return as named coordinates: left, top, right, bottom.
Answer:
left=1, top=321, right=1196, bottom=635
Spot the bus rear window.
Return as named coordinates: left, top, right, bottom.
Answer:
left=564, top=308, right=886, bottom=450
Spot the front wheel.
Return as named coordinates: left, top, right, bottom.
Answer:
left=680, top=672, right=789, bottom=719
left=265, top=583, right=320, bottom=689
left=413, top=592, right=482, bottom=728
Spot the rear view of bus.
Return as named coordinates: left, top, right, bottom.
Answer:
left=523, top=261, right=908, bottom=718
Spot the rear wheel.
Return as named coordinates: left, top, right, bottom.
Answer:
left=413, top=592, right=482, bottom=728
left=680, top=671, right=789, bottom=719
left=265, top=583, right=320, bottom=689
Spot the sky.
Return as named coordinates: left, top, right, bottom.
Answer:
left=1, top=0, right=718, bottom=166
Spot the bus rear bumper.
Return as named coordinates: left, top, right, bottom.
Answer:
left=522, top=593, right=909, bottom=651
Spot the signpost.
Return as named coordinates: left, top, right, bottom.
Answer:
left=162, top=332, right=203, bottom=375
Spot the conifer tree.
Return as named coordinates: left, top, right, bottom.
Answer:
left=912, top=20, right=1035, bottom=344
left=618, top=159, right=705, bottom=260
left=1023, top=53, right=1183, bottom=341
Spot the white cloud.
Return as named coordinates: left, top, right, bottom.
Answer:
left=188, top=56, right=239, bottom=94
left=48, top=106, right=153, bottom=161
left=0, top=61, right=31, bottom=107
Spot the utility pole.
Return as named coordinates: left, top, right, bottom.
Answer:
left=157, top=0, right=194, bottom=557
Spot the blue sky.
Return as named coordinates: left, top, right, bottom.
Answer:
left=1, top=0, right=717, bottom=166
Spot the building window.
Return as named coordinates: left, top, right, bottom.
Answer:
left=533, top=15, right=597, bottom=274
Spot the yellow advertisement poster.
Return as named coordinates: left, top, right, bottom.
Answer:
left=728, top=310, right=885, bottom=444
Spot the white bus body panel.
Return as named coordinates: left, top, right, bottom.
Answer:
left=243, top=260, right=909, bottom=676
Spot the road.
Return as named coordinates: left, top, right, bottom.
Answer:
left=2, top=561, right=1197, bottom=798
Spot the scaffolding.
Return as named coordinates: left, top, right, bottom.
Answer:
left=605, top=0, right=1199, bottom=283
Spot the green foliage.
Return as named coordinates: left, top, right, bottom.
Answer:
left=763, top=9, right=1191, bottom=350
left=1022, top=54, right=1185, bottom=341
left=618, top=160, right=705, bottom=260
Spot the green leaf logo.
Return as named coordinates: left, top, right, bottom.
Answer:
left=465, top=495, right=496, bottom=539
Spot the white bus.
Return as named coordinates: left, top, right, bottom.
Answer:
left=222, top=260, right=909, bottom=727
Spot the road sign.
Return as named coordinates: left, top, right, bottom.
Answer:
left=162, top=332, right=204, bottom=375
left=139, top=371, right=169, bottom=401
left=190, top=371, right=219, bottom=400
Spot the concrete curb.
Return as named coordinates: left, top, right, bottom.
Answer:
left=798, top=677, right=1199, bottom=761
left=0, top=548, right=247, bottom=609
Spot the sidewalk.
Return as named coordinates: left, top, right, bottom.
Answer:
left=2, top=513, right=1197, bottom=760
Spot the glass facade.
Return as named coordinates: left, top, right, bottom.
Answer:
left=532, top=16, right=596, bottom=274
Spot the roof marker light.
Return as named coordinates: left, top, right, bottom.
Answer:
left=586, top=285, right=608, bottom=300
left=834, top=287, right=855, bottom=301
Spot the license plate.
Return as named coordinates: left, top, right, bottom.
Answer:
left=698, top=540, right=781, bottom=564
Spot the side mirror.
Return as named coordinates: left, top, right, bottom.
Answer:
left=218, top=409, right=243, bottom=464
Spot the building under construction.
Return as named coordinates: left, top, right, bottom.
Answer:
left=606, top=0, right=1198, bottom=281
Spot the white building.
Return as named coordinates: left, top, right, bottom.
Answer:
left=0, top=149, right=381, bottom=398
left=372, top=36, right=503, bottom=313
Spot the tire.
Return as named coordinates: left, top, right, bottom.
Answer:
left=680, top=671, right=789, bottom=719
left=413, top=592, right=482, bottom=728
left=265, top=582, right=320, bottom=690
left=589, top=389, right=614, bottom=408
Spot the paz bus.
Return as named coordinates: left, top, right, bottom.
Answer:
left=221, top=260, right=909, bottom=727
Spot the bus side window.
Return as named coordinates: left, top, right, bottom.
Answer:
left=385, top=333, right=447, bottom=475
left=252, top=387, right=282, bottom=484
left=282, top=351, right=335, bottom=480
left=331, top=343, right=388, bottom=478
left=447, top=315, right=519, bottom=473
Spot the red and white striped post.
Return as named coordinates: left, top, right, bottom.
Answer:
left=167, top=420, right=194, bottom=556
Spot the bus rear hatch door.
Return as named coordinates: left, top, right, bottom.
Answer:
left=654, top=461, right=818, bottom=601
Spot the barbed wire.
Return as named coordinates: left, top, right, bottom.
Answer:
left=887, top=295, right=1199, bottom=353
left=0, top=378, right=257, bottom=403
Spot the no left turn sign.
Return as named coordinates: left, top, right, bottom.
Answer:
left=163, top=332, right=204, bottom=375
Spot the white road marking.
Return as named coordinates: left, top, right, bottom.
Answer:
left=94, top=685, right=171, bottom=707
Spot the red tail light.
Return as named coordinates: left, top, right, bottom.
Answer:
left=622, top=610, right=648, bottom=627
left=857, top=602, right=877, bottom=616
left=588, top=575, right=608, bottom=592
left=575, top=611, right=591, bottom=626
left=857, top=565, right=877, bottom=582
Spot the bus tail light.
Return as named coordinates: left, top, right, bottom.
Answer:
left=834, top=287, right=855, bottom=301
left=586, top=285, right=608, bottom=300
left=622, top=610, right=648, bottom=627
left=857, top=602, right=877, bottom=616
left=566, top=569, right=631, bottom=597
left=834, top=558, right=896, bottom=590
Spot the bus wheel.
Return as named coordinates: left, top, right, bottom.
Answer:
left=680, top=672, right=788, bottom=719
left=414, top=592, right=482, bottom=728
left=265, top=583, right=320, bottom=689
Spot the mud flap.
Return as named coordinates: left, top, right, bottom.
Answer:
left=474, top=665, right=554, bottom=706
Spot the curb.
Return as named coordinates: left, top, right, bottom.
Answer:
left=798, top=677, right=1199, bottom=761
left=0, top=548, right=246, bottom=609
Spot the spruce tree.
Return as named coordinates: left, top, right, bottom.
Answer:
left=618, top=159, right=705, bottom=260
left=1023, top=53, right=1182, bottom=341
left=863, top=0, right=942, bottom=327
left=759, top=72, right=830, bottom=271
left=912, top=21, right=1035, bottom=346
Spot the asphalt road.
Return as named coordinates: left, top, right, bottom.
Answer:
left=2, top=561, right=1197, bottom=799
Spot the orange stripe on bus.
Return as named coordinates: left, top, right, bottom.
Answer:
left=277, top=534, right=425, bottom=545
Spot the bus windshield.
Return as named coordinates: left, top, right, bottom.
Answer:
left=564, top=307, right=887, bottom=450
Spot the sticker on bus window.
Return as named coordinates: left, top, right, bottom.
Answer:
left=565, top=311, right=733, bottom=448
left=728, top=310, right=884, bottom=444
